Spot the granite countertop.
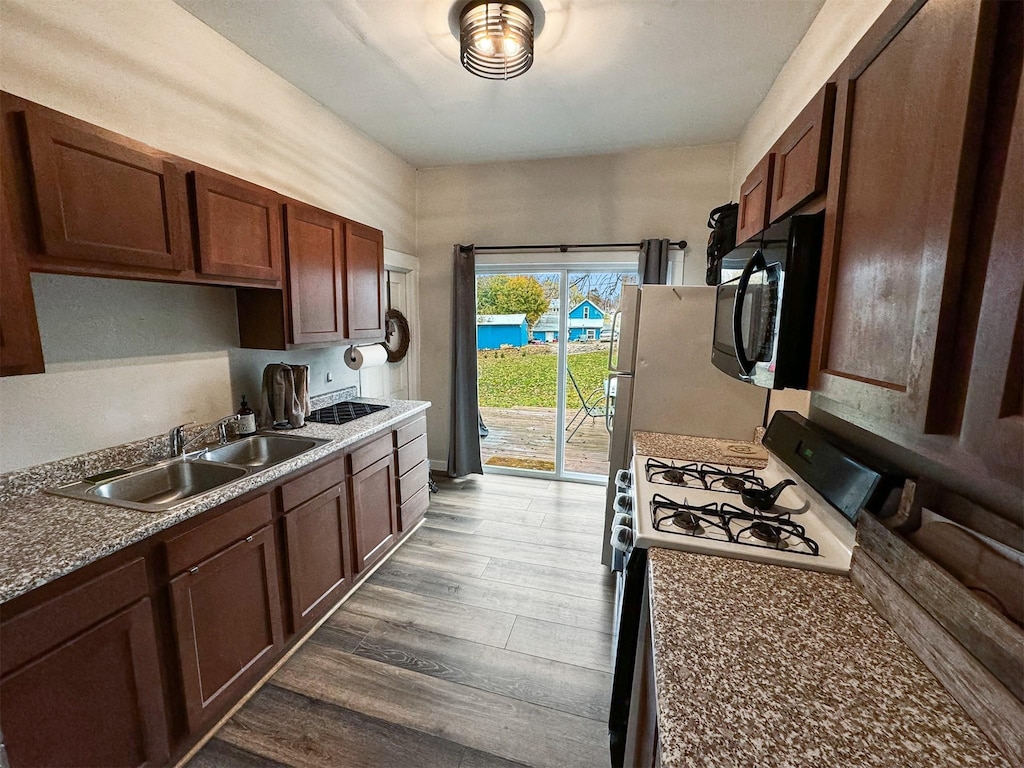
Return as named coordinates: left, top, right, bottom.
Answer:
left=633, top=428, right=768, bottom=468
left=647, top=549, right=1009, bottom=768
left=0, top=396, right=430, bottom=604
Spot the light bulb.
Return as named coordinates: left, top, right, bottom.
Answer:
left=502, top=37, right=521, bottom=56
left=474, top=35, right=495, bottom=55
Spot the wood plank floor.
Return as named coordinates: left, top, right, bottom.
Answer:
left=479, top=406, right=611, bottom=477
left=187, top=474, right=615, bottom=768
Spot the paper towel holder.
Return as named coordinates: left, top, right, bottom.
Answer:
left=344, top=343, right=388, bottom=368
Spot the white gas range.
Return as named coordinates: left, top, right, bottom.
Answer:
left=629, top=453, right=858, bottom=575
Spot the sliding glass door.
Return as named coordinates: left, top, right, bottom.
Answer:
left=475, top=264, right=637, bottom=482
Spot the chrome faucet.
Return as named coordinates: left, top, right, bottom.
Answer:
left=168, top=415, right=240, bottom=457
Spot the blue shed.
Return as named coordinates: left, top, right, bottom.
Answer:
left=566, top=300, right=604, bottom=341
left=477, top=314, right=529, bottom=350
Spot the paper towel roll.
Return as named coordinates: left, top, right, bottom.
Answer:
left=344, top=344, right=388, bottom=371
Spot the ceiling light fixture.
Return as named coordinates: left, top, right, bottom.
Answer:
left=459, top=1, right=535, bottom=80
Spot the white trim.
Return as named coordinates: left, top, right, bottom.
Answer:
left=383, top=248, right=420, bottom=400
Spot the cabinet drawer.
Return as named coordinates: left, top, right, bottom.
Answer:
left=349, top=433, right=394, bottom=475
left=165, top=493, right=272, bottom=575
left=397, top=460, right=429, bottom=505
left=169, top=524, right=283, bottom=731
left=280, top=456, right=345, bottom=511
left=396, top=433, right=427, bottom=475
left=394, top=416, right=426, bottom=448
left=399, top=485, right=429, bottom=532
left=1, top=558, right=149, bottom=676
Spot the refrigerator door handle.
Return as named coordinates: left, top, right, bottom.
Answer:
left=607, top=310, right=622, bottom=371
left=605, top=373, right=618, bottom=433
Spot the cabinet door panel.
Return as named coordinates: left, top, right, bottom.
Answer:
left=23, top=110, right=190, bottom=274
left=169, top=525, right=283, bottom=731
left=344, top=221, right=385, bottom=339
left=284, top=202, right=346, bottom=344
left=769, top=83, right=835, bottom=222
left=960, top=67, right=1023, bottom=486
left=1, top=599, right=169, bottom=768
left=350, top=453, right=397, bottom=572
left=0, top=196, right=43, bottom=376
left=810, top=0, right=997, bottom=434
left=191, top=171, right=282, bottom=284
left=736, top=153, right=774, bottom=245
left=284, top=484, right=351, bottom=630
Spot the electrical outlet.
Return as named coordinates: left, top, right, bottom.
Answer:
left=326, top=371, right=334, bottom=383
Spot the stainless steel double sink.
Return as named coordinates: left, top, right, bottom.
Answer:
left=48, top=433, right=332, bottom=513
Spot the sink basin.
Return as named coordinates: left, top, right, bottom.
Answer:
left=200, top=434, right=327, bottom=469
left=46, top=432, right=332, bottom=513
left=90, top=460, right=247, bottom=510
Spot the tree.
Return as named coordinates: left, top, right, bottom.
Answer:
left=477, top=275, right=549, bottom=325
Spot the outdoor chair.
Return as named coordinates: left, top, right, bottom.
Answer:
left=565, top=366, right=608, bottom=443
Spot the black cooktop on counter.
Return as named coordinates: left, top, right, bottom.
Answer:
left=307, top=401, right=389, bottom=425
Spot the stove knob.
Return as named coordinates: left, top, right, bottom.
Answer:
left=613, top=512, right=632, bottom=528
left=609, top=524, right=633, bottom=553
left=614, top=492, right=633, bottom=515
left=614, top=469, right=633, bottom=490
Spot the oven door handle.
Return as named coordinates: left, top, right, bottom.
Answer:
left=732, top=249, right=766, bottom=379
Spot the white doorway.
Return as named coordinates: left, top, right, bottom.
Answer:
left=359, top=251, right=419, bottom=400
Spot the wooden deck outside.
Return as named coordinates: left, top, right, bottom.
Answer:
left=479, top=406, right=611, bottom=477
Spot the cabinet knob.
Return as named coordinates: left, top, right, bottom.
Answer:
left=246, top=535, right=254, bottom=543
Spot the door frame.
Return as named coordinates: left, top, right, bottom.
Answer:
left=474, top=260, right=637, bottom=484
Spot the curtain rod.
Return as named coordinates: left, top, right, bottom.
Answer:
left=471, top=240, right=687, bottom=253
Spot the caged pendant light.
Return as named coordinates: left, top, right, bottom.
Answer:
left=459, top=1, right=535, bottom=80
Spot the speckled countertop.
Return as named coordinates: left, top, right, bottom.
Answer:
left=633, top=427, right=768, bottom=468
left=0, top=395, right=430, bottom=604
left=647, top=545, right=1008, bottom=767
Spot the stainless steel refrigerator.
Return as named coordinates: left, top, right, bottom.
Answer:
left=602, top=284, right=768, bottom=565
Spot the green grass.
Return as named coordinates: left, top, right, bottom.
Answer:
left=478, top=350, right=608, bottom=408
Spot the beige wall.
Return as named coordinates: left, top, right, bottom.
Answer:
left=416, top=143, right=736, bottom=464
left=731, top=0, right=889, bottom=192
left=0, top=0, right=416, bottom=471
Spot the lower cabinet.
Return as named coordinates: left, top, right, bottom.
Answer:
left=0, top=560, right=169, bottom=768
left=0, top=414, right=428, bottom=766
left=350, top=452, right=399, bottom=573
left=283, top=484, right=352, bottom=631
left=168, top=525, right=283, bottom=732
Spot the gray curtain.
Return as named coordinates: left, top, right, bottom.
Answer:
left=638, top=238, right=671, bottom=284
left=447, top=244, right=483, bottom=478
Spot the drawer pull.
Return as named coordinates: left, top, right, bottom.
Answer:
left=189, top=566, right=199, bottom=575
left=246, top=535, right=254, bottom=543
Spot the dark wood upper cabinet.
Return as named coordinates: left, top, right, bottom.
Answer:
left=1, top=183, right=44, bottom=377
left=350, top=451, right=398, bottom=573
left=809, top=0, right=998, bottom=435
left=283, top=484, right=352, bottom=631
left=284, top=202, right=346, bottom=344
left=344, top=220, right=386, bottom=339
left=735, top=152, right=775, bottom=245
left=168, top=524, right=283, bottom=732
left=190, top=171, right=282, bottom=286
left=960, top=32, right=1023, bottom=488
left=768, top=83, right=836, bottom=223
left=0, top=559, right=169, bottom=768
left=21, top=109, right=191, bottom=276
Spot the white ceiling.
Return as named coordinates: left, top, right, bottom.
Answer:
left=174, top=0, right=825, bottom=168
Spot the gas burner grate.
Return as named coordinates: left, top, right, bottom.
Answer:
left=649, top=495, right=819, bottom=555
left=645, top=459, right=767, bottom=494
left=307, top=401, right=389, bottom=425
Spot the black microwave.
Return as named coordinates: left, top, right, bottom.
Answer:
left=711, top=212, right=824, bottom=390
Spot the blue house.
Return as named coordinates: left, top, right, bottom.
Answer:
left=477, top=314, right=528, bottom=350
left=530, top=299, right=605, bottom=342
left=567, top=300, right=604, bottom=341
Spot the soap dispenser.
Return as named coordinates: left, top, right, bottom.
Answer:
left=237, top=395, right=257, bottom=436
